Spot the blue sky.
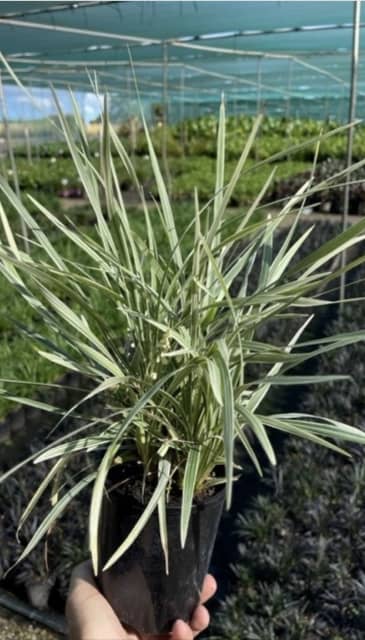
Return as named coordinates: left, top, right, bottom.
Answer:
left=3, top=84, right=102, bottom=122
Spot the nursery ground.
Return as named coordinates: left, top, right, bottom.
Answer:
left=0, top=607, right=60, bottom=640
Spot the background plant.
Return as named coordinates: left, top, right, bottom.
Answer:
left=211, top=269, right=365, bottom=640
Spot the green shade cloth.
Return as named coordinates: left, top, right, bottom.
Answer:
left=0, top=1, right=363, bottom=120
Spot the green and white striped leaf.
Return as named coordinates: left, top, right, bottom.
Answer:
left=34, top=435, right=111, bottom=463
left=142, top=117, right=182, bottom=270
left=89, top=440, right=120, bottom=573
left=214, top=340, right=235, bottom=508
left=158, top=458, right=170, bottom=575
left=2, top=396, right=59, bottom=414
left=213, top=97, right=225, bottom=250
left=206, top=357, right=223, bottom=406
left=180, top=446, right=201, bottom=548
left=15, top=472, right=96, bottom=567
left=237, top=403, right=276, bottom=466
left=235, top=427, right=263, bottom=477
left=271, top=413, right=365, bottom=444
left=247, top=314, right=313, bottom=413
left=17, top=457, right=68, bottom=533
left=260, top=415, right=352, bottom=456
left=290, top=216, right=365, bottom=277
left=207, top=114, right=263, bottom=245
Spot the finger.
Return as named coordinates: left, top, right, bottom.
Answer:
left=200, top=574, right=217, bottom=605
left=66, top=561, right=129, bottom=640
left=67, top=561, right=107, bottom=614
left=169, top=576, right=215, bottom=639
left=171, top=619, right=194, bottom=640
left=190, top=605, right=210, bottom=636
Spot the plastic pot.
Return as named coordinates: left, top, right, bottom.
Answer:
left=97, top=470, right=225, bottom=637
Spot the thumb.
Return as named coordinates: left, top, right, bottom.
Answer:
left=66, top=561, right=137, bottom=640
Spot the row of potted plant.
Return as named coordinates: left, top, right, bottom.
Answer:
left=11, top=113, right=365, bottom=163
left=3, top=154, right=312, bottom=208
left=270, top=158, right=365, bottom=216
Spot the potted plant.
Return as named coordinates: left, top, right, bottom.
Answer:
left=1, top=97, right=365, bottom=637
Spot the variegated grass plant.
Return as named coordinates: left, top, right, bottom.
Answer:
left=1, top=96, right=365, bottom=576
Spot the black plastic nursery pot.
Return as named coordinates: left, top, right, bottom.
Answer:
left=97, top=467, right=225, bottom=638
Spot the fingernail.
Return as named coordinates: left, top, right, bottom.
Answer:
left=172, top=619, right=192, bottom=639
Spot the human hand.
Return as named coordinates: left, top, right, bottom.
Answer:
left=66, top=560, right=217, bottom=640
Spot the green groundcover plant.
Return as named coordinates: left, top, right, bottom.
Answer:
left=1, top=94, right=365, bottom=578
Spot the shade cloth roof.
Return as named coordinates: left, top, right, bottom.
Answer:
left=0, top=1, right=363, bottom=121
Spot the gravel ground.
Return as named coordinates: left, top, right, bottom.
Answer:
left=0, top=607, right=61, bottom=639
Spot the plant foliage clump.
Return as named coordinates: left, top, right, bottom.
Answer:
left=1, top=95, right=365, bottom=577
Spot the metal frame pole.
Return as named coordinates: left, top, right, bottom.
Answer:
left=323, top=78, right=330, bottom=121
left=31, top=83, right=41, bottom=161
left=286, top=58, right=293, bottom=120
left=256, top=57, right=262, bottom=115
left=340, top=84, right=346, bottom=123
left=25, top=127, right=32, bottom=164
left=340, top=0, right=361, bottom=307
left=126, top=69, right=131, bottom=120
left=180, top=64, right=186, bottom=157
left=162, top=43, right=172, bottom=194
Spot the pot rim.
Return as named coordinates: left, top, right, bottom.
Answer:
left=108, top=483, right=226, bottom=511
